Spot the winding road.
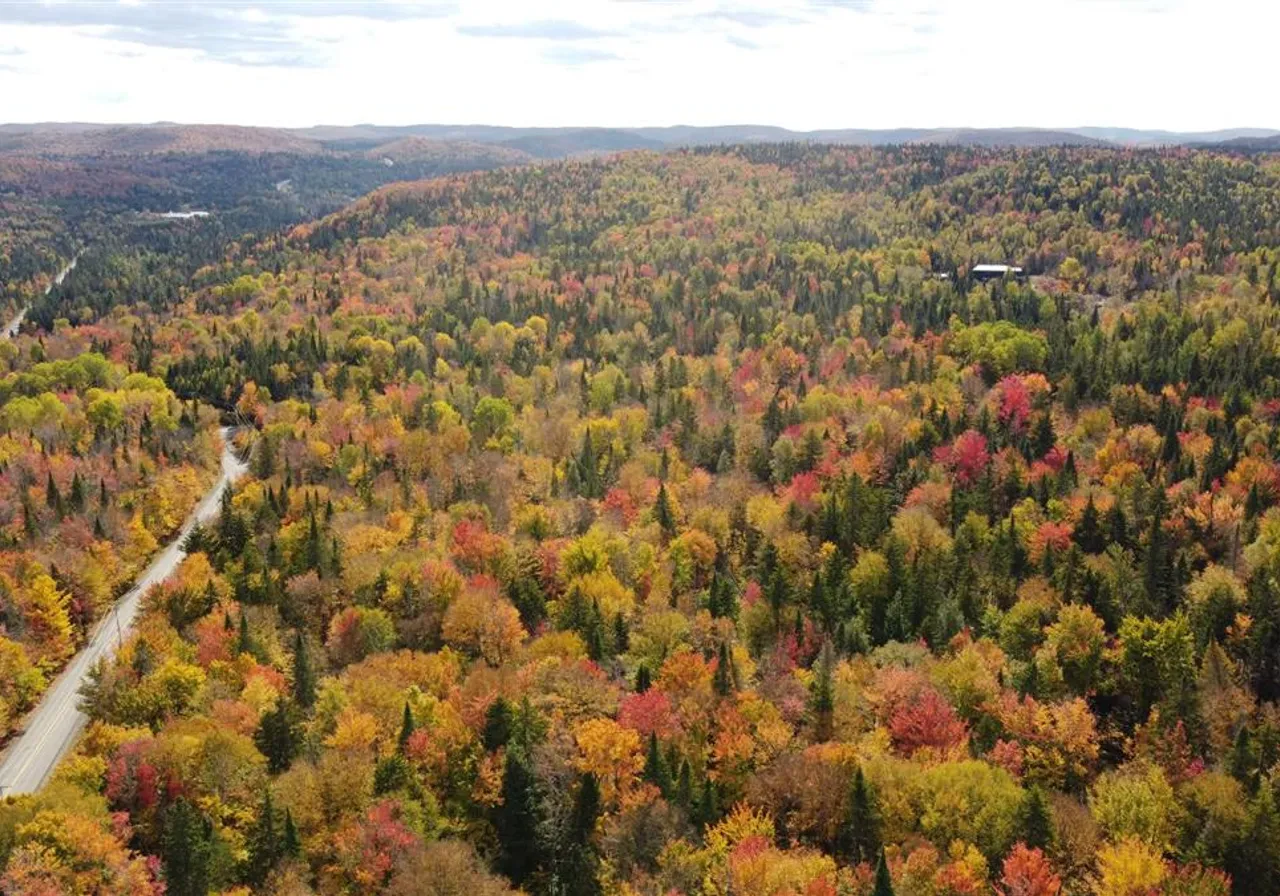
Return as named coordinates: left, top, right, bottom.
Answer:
left=3, top=253, right=77, bottom=338
left=0, top=258, right=249, bottom=795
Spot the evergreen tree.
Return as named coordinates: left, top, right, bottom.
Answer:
left=162, top=798, right=213, bottom=896
left=810, top=639, right=836, bottom=741
left=291, top=631, right=316, bottom=708
left=282, top=809, right=301, bottom=858
left=643, top=732, right=669, bottom=794
left=565, top=773, right=603, bottom=896
left=1019, top=786, right=1055, bottom=852
left=495, top=746, right=541, bottom=885
left=1231, top=785, right=1280, bottom=894
left=397, top=701, right=416, bottom=753
left=245, top=789, right=279, bottom=887
left=254, top=701, right=299, bottom=774
left=484, top=696, right=514, bottom=751
left=846, top=765, right=880, bottom=865
left=873, top=848, right=895, bottom=896
left=634, top=664, right=652, bottom=693
left=713, top=641, right=736, bottom=696
left=1074, top=495, right=1104, bottom=554
left=655, top=482, right=676, bottom=536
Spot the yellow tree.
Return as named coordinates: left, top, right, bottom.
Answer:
left=572, top=717, right=643, bottom=803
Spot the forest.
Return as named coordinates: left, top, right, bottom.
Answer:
left=2, top=143, right=1280, bottom=896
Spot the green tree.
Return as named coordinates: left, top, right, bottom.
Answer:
left=162, top=798, right=213, bottom=896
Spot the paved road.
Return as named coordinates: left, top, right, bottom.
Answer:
left=3, top=254, right=77, bottom=338
left=0, top=418, right=247, bottom=794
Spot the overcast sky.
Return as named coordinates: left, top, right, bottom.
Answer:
left=0, top=0, right=1273, bottom=131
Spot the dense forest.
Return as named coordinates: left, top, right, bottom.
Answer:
left=3, top=143, right=1280, bottom=896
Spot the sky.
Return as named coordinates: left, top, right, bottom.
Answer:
left=0, top=0, right=1274, bottom=132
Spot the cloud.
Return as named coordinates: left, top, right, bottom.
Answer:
left=806, top=0, right=875, bottom=9
left=0, top=46, right=23, bottom=56
left=458, top=20, right=619, bottom=40
left=542, top=46, right=621, bottom=65
left=0, top=1, right=457, bottom=68
left=726, top=34, right=760, bottom=50
left=698, top=7, right=806, bottom=28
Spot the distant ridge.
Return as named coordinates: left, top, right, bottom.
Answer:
left=0, top=121, right=1277, bottom=158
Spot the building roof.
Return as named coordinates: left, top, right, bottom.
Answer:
left=971, top=263, right=1024, bottom=273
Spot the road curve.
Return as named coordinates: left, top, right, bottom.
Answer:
left=0, top=422, right=247, bottom=794
left=3, top=253, right=78, bottom=338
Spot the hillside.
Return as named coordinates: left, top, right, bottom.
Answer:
left=6, top=143, right=1280, bottom=895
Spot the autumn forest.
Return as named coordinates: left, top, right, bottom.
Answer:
left=2, top=141, right=1280, bottom=896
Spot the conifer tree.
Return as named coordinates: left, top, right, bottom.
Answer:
left=245, top=788, right=279, bottom=886
left=162, top=798, right=213, bottom=896
left=846, top=765, right=880, bottom=865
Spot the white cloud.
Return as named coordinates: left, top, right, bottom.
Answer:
left=0, top=0, right=1272, bottom=131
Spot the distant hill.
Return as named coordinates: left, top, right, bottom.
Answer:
left=1212, top=133, right=1280, bottom=152
left=0, top=123, right=323, bottom=156
left=3, top=121, right=1279, bottom=165
left=365, top=137, right=531, bottom=166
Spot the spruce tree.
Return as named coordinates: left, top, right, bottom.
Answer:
left=643, top=732, right=669, bottom=794
left=162, top=798, right=213, bottom=896
left=291, top=632, right=316, bottom=708
left=397, top=701, right=416, bottom=753
left=483, top=696, right=514, bottom=751
left=713, top=642, right=736, bottom=696
left=245, top=789, right=279, bottom=887
left=655, top=482, right=676, bottom=536
left=873, top=848, right=895, bottom=896
left=495, top=746, right=541, bottom=886
left=566, top=773, right=603, bottom=896
left=846, top=765, right=880, bottom=865
left=1019, top=786, right=1055, bottom=852
left=282, top=809, right=301, bottom=858
left=254, top=701, right=299, bottom=774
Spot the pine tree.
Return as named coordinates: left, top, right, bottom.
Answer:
left=713, top=641, right=736, bottom=696
left=291, top=631, right=316, bottom=708
left=675, top=759, right=693, bottom=809
left=282, top=809, right=301, bottom=858
left=237, top=611, right=253, bottom=657
left=643, top=732, right=669, bottom=794
left=635, top=664, right=652, bottom=693
left=397, top=701, right=416, bottom=753
left=254, top=701, right=299, bottom=774
left=484, top=696, right=514, bottom=751
left=810, top=639, right=836, bottom=742
left=162, top=798, right=213, bottom=896
left=846, top=765, right=880, bottom=865
left=245, top=788, right=279, bottom=886
left=873, top=848, right=895, bottom=896
left=1074, top=495, right=1103, bottom=554
left=1019, top=786, right=1055, bottom=852
left=495, top=747, right=541, bottom=885
left=655, top=482, right=676, bottom=536
left=565, top=773, right=603, bottom=896
left=1232, top=785, right=1280, bottom=894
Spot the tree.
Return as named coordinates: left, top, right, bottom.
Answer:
left=495, top=746, right=540, bottom=885
left=846, top=765, right=880, bottom=865
left=873, top=848, right=895, bottom=896
left=163, top=798, right=213, bottom=896
left=245, top=788, right=279, bottom=887
left=291, top=631, right=316, bottom=708
left=397, top=701, right=416, bottom=753
left=564, top=773, right=603, bottom=896
left=1074, top=496, right=1104, bottom=554
left=999, top=843, right=1061, bottom=896
left=655, top=482, right=676, bottom=537
left=1019, top=787, right=1054, bottom=852
left=254, top=700, right=300, bottom=773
